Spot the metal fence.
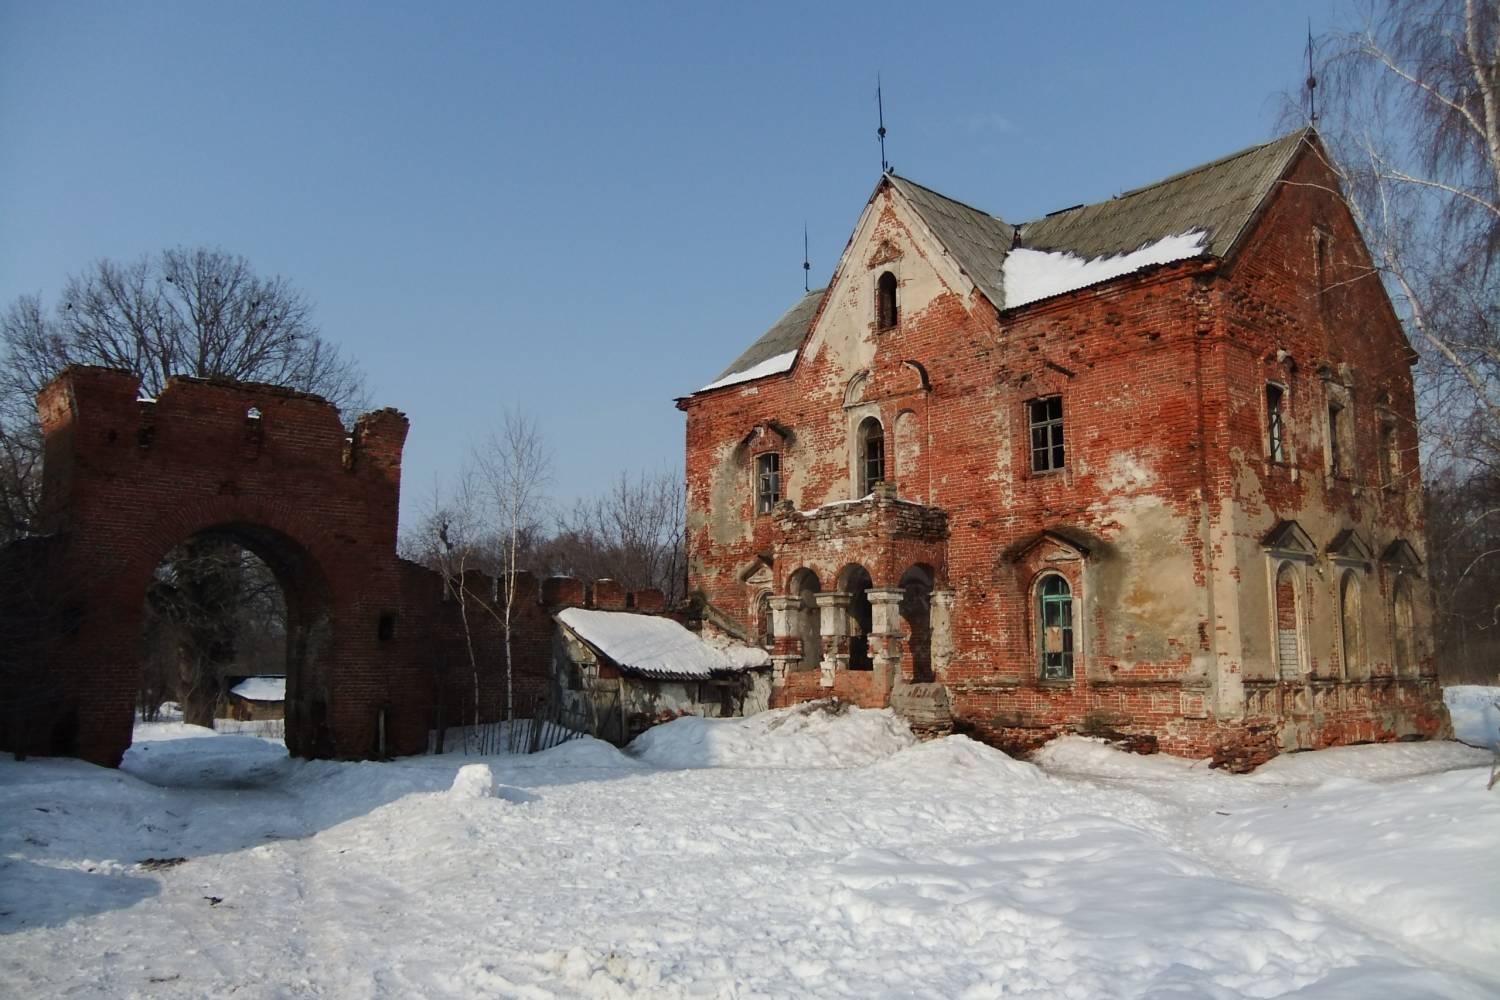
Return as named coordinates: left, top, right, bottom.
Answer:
left=504, top=684, right=622, bottom=754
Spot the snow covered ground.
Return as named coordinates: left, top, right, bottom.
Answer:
left=2, top=704, right=1497, bottom=999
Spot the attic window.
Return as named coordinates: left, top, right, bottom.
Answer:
left=876, top=271, right=898, bottom=330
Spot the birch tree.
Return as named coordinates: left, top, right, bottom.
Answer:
left=474, top=411, right=552, bottom=727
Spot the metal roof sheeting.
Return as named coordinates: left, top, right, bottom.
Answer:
left=700, top=129, right=1312, bottom=386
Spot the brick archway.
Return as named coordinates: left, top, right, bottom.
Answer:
left=16, top=366, right=414, bottom=766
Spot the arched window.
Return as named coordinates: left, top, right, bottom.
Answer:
left=789, top=569, right=821, bottom=670
left=1392, top=577, right=1415, bottom=675
left=858, top=417, right=885, bottom=496
left=876, top=271, right=898, bottom=330
left=1339, top=571, right=1364, bottom=677
left=1274, top=562, right=1302, bottom=679
left=756, top=592, right=773, bottom=650
left=1038, top=574, right=1074, bottom=681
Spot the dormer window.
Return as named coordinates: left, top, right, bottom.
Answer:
left=876, top=271, right=898, bottom=330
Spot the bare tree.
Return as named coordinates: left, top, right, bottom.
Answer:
left=549, top=469, right=686, bottom=604
left=473, top=411, right=552, bottom=727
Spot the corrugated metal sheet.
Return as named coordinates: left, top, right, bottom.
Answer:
left=887, top=175, right=1014, bottom=308
left=705, top=286, right=825, bottom=387
left=1018, top=130, right=1310, bottom=261
left=699, top=130, right=1312, bottom=382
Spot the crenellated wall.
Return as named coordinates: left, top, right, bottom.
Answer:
left=0, top=364, right=681, bottom=766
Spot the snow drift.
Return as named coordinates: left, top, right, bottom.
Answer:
left=627, top=701, right=916, bottom=769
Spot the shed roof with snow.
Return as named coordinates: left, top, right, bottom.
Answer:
left=556, top=608, right=770, bottom=681
left=229, top=676, right=286, bottom=702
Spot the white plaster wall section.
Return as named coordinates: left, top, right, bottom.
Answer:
left=894, top=409, right=922, bottom=503
left=707, top=437, right=752, bottom=548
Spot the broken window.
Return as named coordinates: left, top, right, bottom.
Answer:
left=1038, top=574, right=1074, bottom=681
left=755, top=452, right=781, bottom=514
left=858, top=417, right=885, bottom=496
left=1029, top=396, right=1065, bottom=473
left=757, top=592, right=773, bottom=650
left=1326, top=399, right=1346, bottom=476
left=876, top=271, right=898, bottom=330
left=1266, top=384, right=1286, bottom=463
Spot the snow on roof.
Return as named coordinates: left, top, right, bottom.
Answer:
left=1002, top=230, right=1208, bottom=310
left=229, top=676, right=286, bottom=702
left=698, top=349, right=798, bottom=393
left=557, top=608, right=769, bottom=680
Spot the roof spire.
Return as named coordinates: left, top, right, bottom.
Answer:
left=877, top=74, right=889, bottom=173
left=1304, top=18, right=1319, bottom=126
left=802, top=224, right=811, bottom=293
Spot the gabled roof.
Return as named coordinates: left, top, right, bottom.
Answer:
left=695, top=129, right=1316, bottom=392
left=1381, top=538, right=1423, bottom=571
left=1018, top=129, right=1311, bottom=261
left=1327, top=528, right=1375, bottom=565
left=886, top=174, right=1014, bottom=309
left=1262, top=519, right=1317, bottom=557
left=705, top=287, right=825, bottom=388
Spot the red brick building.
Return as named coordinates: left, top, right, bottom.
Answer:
left=678, top=129, right=1447, bottom=761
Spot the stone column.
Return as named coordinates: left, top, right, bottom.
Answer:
left=815, top=592, right=850, bottom=688
left=866, top=587, right=906, bottom=690
left=930, top=589, right=956, bottom=680
left=767, top=594, right=801, bottom=687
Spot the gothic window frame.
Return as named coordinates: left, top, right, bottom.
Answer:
left=1036, top=572, right=1075, bottom=682
left=754, top=451, right=781, bottom=515
left=858, top=416, right=885, bottom=496
left=1265, top=382, right=1288, bottom=464
left=876, top=271, right=898, bottom=330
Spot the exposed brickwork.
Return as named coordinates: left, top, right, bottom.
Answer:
left=0, top=366, right=672, bottom=767
left=681, top=138, right=1447, bottom=764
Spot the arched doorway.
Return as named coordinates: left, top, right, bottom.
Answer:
left=9, top=366, right=414, bottom=766
left=900, top=565, right=934, bottom=683
left=788, top=569, right=822, bottom=670
left=137, top=522, right=335, bottom=758
left=839, top=564, right=874, bottom=670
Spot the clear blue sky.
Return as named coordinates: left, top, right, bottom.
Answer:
left=1, top=1, right=1330, bottom=532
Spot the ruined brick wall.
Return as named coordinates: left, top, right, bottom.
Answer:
left=683, top=148, right=1443, bottom=760
left=14, top=367, right=416, bottom=764
left=1206, top=144, right=1441, bottom=748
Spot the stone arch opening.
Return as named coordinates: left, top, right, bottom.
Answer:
left=9, top=366, right=413, bottom=767
left=838, top=563, right=874, bottom=671
left=136, top=522, right=335, bottom=757
left=899, top=564, right=934, bottom=683
left=787, top=568, right=822, bottom=670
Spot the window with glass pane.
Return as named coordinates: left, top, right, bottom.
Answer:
left=1038, top=575, right=1074, bottom=680
left=755, top=452, right=780, bottom=514
left=859, top=418, right=884, bottom=495
left=1029, top=396, right=1065, bottom=473
left=1266, top=384, right=1285, bottom=462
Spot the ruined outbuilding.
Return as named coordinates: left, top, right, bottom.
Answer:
left=679, top=129, right=1447, bottom=762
